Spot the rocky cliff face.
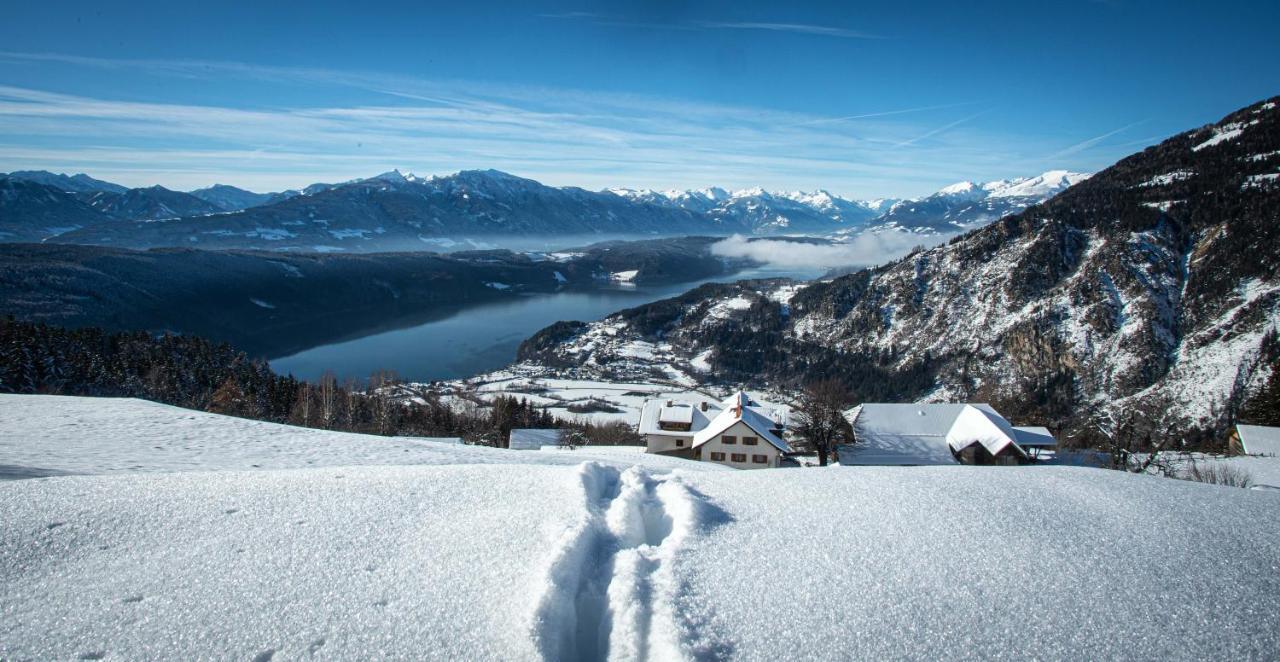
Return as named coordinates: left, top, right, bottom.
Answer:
left=516, top=97, right=1280, bottom=444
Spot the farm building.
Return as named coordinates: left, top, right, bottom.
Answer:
left=837, top=403, right=1051, bottom=466
left=637, top=391, right=791, bottom=469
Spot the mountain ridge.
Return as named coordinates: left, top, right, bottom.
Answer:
left=3, top=166, right=1087, bottom=250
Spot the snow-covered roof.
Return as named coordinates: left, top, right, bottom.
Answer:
left=508, top=428, right=562, bottom=450
left=658, top=404, right=694, bottom=425
left=637, top=397, right=720, bottom=437
left=1013, top=426, right=1057, bottom=448
left=853, top=403, right=1000, bottom=437
left=945, top=406, right=1025, bottom=457
left=639, top=392, right=789, bottom=451
left=1237, top=424, right=1280, bottom=456
left=842, top=403, right=1026, bottom=466
left=692, top=393, right=790, bottom=452
left=724, top=392, right=753, bottom=410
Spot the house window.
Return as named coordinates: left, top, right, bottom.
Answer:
left=743, top=436, right=758, bottom=445
left=752, top=455, right=768, bottom=464
left=731, top=453, right=746, bottom=462
left=722, top=436, right=737, bottom=444
left=710, top=452, right=725, bottom=461
left=675, top=439, right=684, bottom=446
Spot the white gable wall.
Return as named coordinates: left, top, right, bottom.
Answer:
left=696, top=420, right=782, bottom=469
left=645, top=433, right=694, bottom=454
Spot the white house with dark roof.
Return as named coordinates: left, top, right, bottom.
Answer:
left=637, top=391, right=791, bottom=469
left=838, top=403, right=1044, bottom=466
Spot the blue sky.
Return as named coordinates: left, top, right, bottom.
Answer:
left=0, top=1, right=1276, bottom=198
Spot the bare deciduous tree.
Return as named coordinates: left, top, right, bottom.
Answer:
left=319, top=371, right=338, bottom=429
left=369, top=370, right=400, bottom=436
left=794, top=379, right=854, bottom=467
left=291, top=383, right=313, bottom=427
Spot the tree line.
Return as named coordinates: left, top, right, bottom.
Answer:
left=0, top=317, right=640, bottom=446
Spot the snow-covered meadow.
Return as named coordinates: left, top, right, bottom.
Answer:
left=2, top=394, right=1279, bottom=660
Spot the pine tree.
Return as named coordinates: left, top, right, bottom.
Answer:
left=1240, top=359, right=1280, bottom=426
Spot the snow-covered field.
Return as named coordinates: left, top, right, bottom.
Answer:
left=436, top=370, right=790, bottom=428
left=3, top=394, right=1279, bottom=660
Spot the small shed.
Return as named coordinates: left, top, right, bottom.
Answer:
left=508, top=428, right=563, bottom=450
left=1230, top=424, right=1280, bottom=456
left=840, top=403, right=1034, bottom=466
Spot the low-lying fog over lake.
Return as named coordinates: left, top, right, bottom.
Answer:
left=270, top=263, right=824, bottom=383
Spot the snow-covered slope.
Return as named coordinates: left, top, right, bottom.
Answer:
left=2, top=394, right=1278, bottom=659
left=0, top=394, right=706, bottom=476
left=78, top=185, right=224, bottom=221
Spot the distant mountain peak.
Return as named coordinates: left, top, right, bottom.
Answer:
left=4, top=170, right=128, bottom=194
left=938, top=180, right=979, bottom=195
left=368, top=169, right=420, bottom=183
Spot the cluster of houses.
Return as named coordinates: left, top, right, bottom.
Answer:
left=508, top=390, right=1280, bottom=472
left=633, top=391, right=1058, bottom=470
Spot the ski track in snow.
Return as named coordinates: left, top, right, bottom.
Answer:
left=528, top=463, right=724, bottom=662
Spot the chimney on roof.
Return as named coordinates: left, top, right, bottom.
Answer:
left=666, top=399, right=674, bottom=407
left=700, top=401, right=708, bottom=411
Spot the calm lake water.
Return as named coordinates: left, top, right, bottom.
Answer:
left=270, top=264, right=822, bottom=383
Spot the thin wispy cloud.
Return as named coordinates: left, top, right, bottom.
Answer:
left=787, top=101, right=985, bottom=127
left=1048, top=120, right=1145, bottom=159
left=541, top=13, right=881, bottom=39
left=894, top=110, right=992, bottom=148
left=690, top=21, right=882, bottom=39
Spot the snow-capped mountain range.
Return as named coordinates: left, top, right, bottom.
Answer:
left=847, top=170, right=1092, bottom=236
left=609, top=186, right=886, bottom=233
left=610, top=171, right=1088, bottom=237
left=2, top=166, right=1088, bottom=249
